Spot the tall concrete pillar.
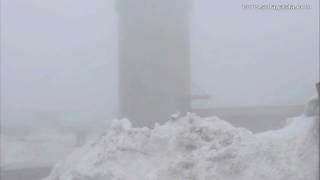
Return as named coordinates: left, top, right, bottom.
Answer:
left=117, top=0, right=192, bottom=127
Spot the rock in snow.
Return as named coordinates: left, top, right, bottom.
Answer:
left=44, top=102, right=319, bottom=180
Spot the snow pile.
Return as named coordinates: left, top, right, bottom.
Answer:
left=44, top=103, right=318, bottom=180
left=304, top=95, right=319, bottom=117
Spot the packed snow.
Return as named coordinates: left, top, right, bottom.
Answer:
left=44, top=97, right=319, bottom=180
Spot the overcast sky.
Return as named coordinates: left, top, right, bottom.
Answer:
left=1, top=0, right=319, bottom=126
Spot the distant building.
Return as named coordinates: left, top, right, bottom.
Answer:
left=117, top=0, right=192, bottom=126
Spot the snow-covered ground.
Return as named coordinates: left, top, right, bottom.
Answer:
left=44, top=97, right=319, bottom=180
left=0, top=129, right=75, bottom=170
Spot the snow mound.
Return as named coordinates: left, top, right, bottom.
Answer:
left=45, top=112, right=318, bottom=180
left=304, top=95, right=319, bottom=117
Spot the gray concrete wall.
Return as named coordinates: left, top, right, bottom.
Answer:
left=117, top=0, right=192, bottom=127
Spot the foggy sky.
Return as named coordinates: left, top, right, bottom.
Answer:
left=1, top=0, right=319, bottom=126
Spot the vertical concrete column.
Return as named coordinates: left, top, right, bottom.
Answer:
left=117, top=0, right=192, bottom=126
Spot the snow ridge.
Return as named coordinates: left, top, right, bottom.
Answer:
left=45, top=111, right=318, bottom=180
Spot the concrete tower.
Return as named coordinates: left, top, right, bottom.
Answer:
left=117, top=0, right=192, bottom=127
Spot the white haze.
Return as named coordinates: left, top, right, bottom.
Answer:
left=1, top=0, right=319, bottom=126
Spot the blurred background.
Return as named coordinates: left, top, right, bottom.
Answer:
left=0, top=0, right=319, bottom=179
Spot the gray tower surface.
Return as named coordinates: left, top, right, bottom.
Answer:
left=117, top=0, right=192, bottom=127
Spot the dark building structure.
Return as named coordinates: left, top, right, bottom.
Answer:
left=117, top=0, right=192, bottom=126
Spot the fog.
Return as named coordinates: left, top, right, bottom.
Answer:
left=1, top=0, right=319, bottom=127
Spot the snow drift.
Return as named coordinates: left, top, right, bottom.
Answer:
left=44, top=98, right=319, bottom=180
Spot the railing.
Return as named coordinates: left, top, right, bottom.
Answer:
left=192, top=105, right=304, bottom=132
